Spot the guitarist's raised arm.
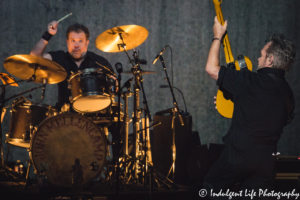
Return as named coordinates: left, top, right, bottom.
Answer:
left=205, top=16, right=228, bottom=80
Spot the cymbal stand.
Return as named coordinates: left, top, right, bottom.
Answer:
left=118, top=33, right=154, bottom=186
left=122, top=88, right=133, bottom=176
left=158, top=55, right=184, bottom=181
left=116, top=64, right=123, bottom=195
left=117, top=34, right=141, bottom=183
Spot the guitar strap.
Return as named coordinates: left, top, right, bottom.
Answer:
left=237, top=55, right=248, bottom=70
left=267, top=73, right=294, bottom=125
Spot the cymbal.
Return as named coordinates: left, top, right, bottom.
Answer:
left=3, top=55, right=67, bottom=84
left=123, top=69, right=157, bottom=75
left=95, top=25, right=148, bottom=53
left=0, top=73, right=18, bottom=86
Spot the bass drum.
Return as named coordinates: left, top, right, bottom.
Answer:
left=30, top=113, right=107, bottom=187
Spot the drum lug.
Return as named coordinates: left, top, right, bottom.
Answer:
left=5, top=133, right=10, bottom=143
left=27, top=109, right=31, bottom=114
left=22, top=133, right=26, bottom=141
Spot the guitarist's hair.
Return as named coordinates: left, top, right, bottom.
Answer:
left=265, top=33, right=296, bottom=72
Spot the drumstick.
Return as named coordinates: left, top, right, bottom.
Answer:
left=50, top=13, right=73, bottom=28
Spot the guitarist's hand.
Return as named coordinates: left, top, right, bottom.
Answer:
left=213, top=16, right=227, bottom=39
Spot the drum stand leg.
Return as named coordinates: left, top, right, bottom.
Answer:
left=103, top=127, right=110, bottom=158
left=24, top=157, right=32, bottom=189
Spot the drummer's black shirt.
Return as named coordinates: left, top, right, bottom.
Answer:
left=217, top=66, right=295, bottom=164
left=48, top=50, right=114, bottom=109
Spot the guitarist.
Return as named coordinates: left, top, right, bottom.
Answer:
left=204, top=16, right=296, bottom=199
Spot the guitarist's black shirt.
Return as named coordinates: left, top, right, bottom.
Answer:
left=216, top=66, right=294, bottom=164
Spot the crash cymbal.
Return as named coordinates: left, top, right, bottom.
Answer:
left=123, top=69, right=156, bottom=75
left=95, top=25, right=148, bottom=53
left=3, top=55, right=67, bottom=84
left=0, top=73, right=18, bottom=86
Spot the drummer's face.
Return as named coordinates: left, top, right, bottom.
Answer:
left=67, top=31, right=89, bottom=59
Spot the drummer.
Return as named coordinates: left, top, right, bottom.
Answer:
left=30, top=21, right=115, bottom=110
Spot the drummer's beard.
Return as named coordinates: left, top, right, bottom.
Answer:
left=71, top=51, right=87, bottom=62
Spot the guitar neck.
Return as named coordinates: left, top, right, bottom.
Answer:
left=213, top=0, right=235, bottom=64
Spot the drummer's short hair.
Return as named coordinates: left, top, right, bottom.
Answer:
left=66, top=23, right=90, bottom=40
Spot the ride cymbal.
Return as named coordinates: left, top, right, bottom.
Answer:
left=95, top=25, right=148, bottom=53
left=3, top=55, right=67, bottom=84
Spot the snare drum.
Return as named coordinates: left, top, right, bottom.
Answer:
left=68, top=68, right=115, bottom=113
left=30, top=113, right=106, bottom=187
left=6, top=101, right=57, bottom=148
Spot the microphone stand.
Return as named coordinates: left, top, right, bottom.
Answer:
left=116, top=69, right=122, bottom=195
left=159, top=55, right=184, bottom=182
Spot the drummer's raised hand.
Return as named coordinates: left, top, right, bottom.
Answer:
left=48, top=21, right=58, bottom=35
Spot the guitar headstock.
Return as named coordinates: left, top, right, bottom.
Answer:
left=213, top=0, right=222, bottom=5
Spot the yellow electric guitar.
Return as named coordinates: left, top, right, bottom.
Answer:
left=213, top=0, right=252, bottom=118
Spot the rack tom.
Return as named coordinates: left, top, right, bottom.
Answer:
left=68, top=68, right=115, bottom=113
left=6, top=101, right=58, bottom=148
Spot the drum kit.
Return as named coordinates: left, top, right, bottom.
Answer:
left=0, top=24, right=173, bottom=191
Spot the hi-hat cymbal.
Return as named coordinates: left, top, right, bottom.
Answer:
left=95, top=25, right=148, bottom=53
left=0, top=73, right=18, bottom=86
left=123, top=69, right=157, bottom=75
left=3, top=55, right=67, bottom=84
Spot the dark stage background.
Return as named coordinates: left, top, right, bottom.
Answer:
left=1, top=0, right=299, bottom=167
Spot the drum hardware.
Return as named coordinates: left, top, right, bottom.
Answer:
left=96, top=24, right=167, bottom=195
left=95, top=61, right=116, bottom=77
left=122, top=89, right=133, bottom=176
left=0, top=72, right=18, bottom=87
left=122, top=69, right=157, bottom=75
left=153, top=47, right=184, bottom=182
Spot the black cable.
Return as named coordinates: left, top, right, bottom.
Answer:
left=160, top=85, right=188, bottom=113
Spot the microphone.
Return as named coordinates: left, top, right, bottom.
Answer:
left=152, top=46, right=167, bottom=65
left=115, top=62, right=123, bottom=73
